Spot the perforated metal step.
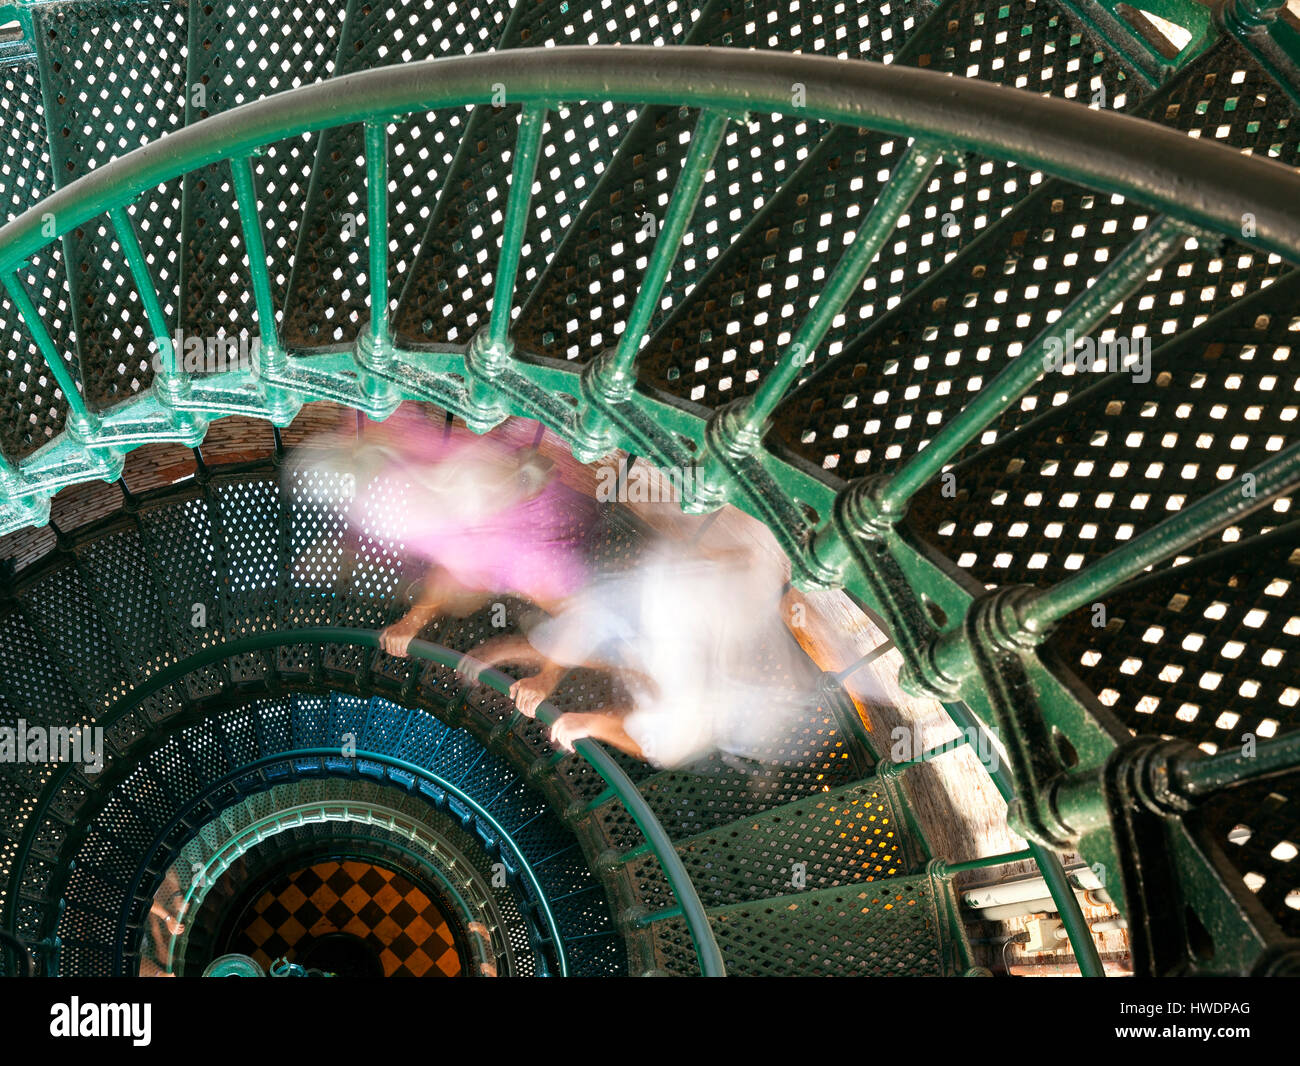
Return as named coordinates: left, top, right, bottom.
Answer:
left=662, top=865, right=974, bottom=975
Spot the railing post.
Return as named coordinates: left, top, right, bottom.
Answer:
left=230, top=154, right=299, bottom=426
left=889, top=732, right=972, bottom=773
left=693, top=141, right=941, bottom=507
left=108, top=204, right=204, bottom=442
left=0, top=268, right=122, bottom=479
left=464, top=104, right=548, bottom=432
left=354, top=120, right=402, bottom=419
left=1174, top=730, right=1300, bottom=796
left=808, top=215, right=1191, bottom=590
left=834, top=639, right=896, bottom=683
left=574, top=108, right=731, bottom=461
left=924, top=438, right=1300, bottom=668
left=365, top=121, right=392, bottom=358
left=935, top=848, right=1035, bottom=875
left=942, top=701, right=1106, bottom=976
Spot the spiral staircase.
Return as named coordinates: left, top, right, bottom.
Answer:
left=1, top=0, right=1299, bottom=978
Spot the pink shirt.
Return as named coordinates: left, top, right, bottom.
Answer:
left=348, top=414, right=593, bottom=604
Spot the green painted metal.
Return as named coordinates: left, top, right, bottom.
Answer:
left=1174, top=730, right=1300, bottom=797
left=738, top=143, right=940, bottom=438
left=1057, top=0, right=1217, bottom=77
left=466, top=103, right=549, bottom=428
left=938, top=848, right=1035, bottom=874
left=6, top=626, right=726, bottom=977
left=174, top=744, right=568, bottom=976
left=692, top=863, right=977, bottom=976
left=166, top=758, right=562, bottom=977
left=1033, top=843, right=1108, bottom=975
left=0, top=270, right=90, bottom=428
left=230, top=154, right=284, bottom=364
left=942, top=701, right=1105, bottom=976
left=365, top=120, right=392, bottom=356
left=358, top=119, right=397, bottom=414
left=1269, top=18, right=1300, bottom=91
left=108, top=205, right=178, bottom=389
left=1, top=48, right=1292, bottom=527
left=0, top=44, right=1296, bottom=976
left=486, top=105, right=547, bottom=353
left=1, top=50, right=1297, bottom=280
left=834, top=640, right=896, bottom=683
left=660, top=775, right=921, bottom=908
left=697, top=140, right=942, bottom=503
left=890, top=733, right=972, bottom=773
left=172, top=801, right=493, bottom=973
left=230, top=152, right=298, bottom=425
left=576, top=106, right=730, bottom=457
left=617, top=840, right=655, bottom=866
left=583, top=785, right=618, bottom=813
left=1221, top=0, right=1300, bottom=106
left=633, top=905, right=684, bottom=928
left=609, top=107, right=730, bottom=375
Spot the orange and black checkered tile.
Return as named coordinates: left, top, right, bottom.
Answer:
left=233, top=860, right=462, bottom=977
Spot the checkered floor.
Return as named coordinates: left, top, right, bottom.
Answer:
left=232, top=860, right=462, bottom=977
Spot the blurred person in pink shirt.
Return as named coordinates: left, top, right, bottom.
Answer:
left=289, top=407, right=597, bottom=655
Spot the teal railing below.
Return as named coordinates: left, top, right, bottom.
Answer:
left=5, top=627, right=728, bottom=977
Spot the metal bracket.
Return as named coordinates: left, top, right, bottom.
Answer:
left=1054, top=735, right=1291, bottom=974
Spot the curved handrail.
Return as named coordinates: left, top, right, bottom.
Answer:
left=0, top=46, right=1297, bottom=269
left=6, top=627, right=727, bottom=977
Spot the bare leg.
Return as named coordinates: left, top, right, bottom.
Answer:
left=380, top=565, right=494, bottom=656
left=467, top=633, right=546, bottom=671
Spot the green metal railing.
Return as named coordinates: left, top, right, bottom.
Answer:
left=5, top=627, right=727, bottom=977
left=1, top=49, right=1297, bottom=521
left=1, top=47, right=1297, bottom=528
left=1220, top=0, right=1300, bottom=108
left=2, top=46, right=1299, bottom=974
left=942, top=700, right=1105, bottom=976
left=873, top=704, right=1104, bottom=975
left=1056, top=0, right=1217, bottom=79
